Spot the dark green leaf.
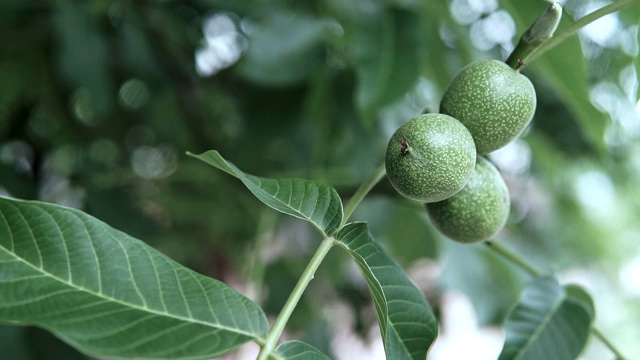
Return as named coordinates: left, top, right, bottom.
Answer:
left=54, top=1, right=114, bottom=117
left=0, top=325, right=31, bottom=360
left=236, top=12, right=327, bottom=86
left=499, top=276, right=594, bottom=360
left=0, top=325, right=90, bottom=360
left=187, top=150, right=343, bottom=236
left=353, top=7, right=424, bottom=122
left=335, top=222, right=437, bottom=360
left=0, top=197, right=268, bottom=359
left=276, top=341, right=331, bottom=360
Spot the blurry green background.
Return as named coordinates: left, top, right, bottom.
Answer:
left=1, top=0, right=639, bottom=359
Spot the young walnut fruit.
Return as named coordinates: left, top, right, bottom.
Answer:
left=385, top=113, right=476, bottom=203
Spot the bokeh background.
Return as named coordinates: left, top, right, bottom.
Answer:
left=1, top=0, right=639, bottom=359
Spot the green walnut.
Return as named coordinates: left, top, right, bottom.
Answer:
left=426, top=156, right=510, bottom=243
left=385, top=113, right=476, bottom=203
left=440, top=59, right=536, bottom=154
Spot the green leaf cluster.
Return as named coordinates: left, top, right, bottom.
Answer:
left=0, top=151, right=439, bottom=359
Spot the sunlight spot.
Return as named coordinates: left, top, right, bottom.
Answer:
left=621, top=26, right=639, bottom=56
left=469, top=20, right=494, bottom=51
left=589, top=80, right=640, bottom=147
left=573, top=170, right=616, bottom=215
left=619, top=256, right=640, bottom=297
left=450, top=0, right=498, bottom=25
left=458, top=6, right=514, bottom=52
left=592, top=81, right=640, bottom=147
left=619, top=64, right=638, bottom=102
left=0, top=140, right=33, bottom=176
left=429, top=291, right=504, bottom=360
left=575, top=1, right=621, bottom=48
left=439, top=23, right=457, bottom=48
left=379, top=77, right=438, bottom=138
left=482, top=10, right=515, bottom=45
left=118, top=79, right=149, bottom=110
left=70, top=88, right=97, bottom=126
left=489, top=139, right=531, bottom=175
left=131, top=144, right=178, bottom=179
left=450, top=0, right=481, bottom=25
left=196, top=13, right=246, bottom=77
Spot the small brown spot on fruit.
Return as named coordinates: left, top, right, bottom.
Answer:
left=400, top=139, right=409, bottom=154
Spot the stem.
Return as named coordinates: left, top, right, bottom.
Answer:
left=522, top=0, right=640, bottom=67
left=484, top=241, right=628, bottom=359
left=341, top=163, right=387, bottom=227
left=592, top=327, right=628, bottom=360
left=506, top=2, right=562, bottom=69
left=484, top=240, right=544, bottom=277
left=256, top=237, right=336, bottom=360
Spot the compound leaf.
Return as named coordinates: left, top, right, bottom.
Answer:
left=0, top=197, right=268, bottom=359
left=188, top=150, right=343, bottom=237
left=499, top=276, right=594, bottom=360
left=335, top=222, right=437, bottom=360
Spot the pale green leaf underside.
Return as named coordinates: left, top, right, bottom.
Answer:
left=188, top=150, right=343, bottom=236
left=335, top=222, right=437, bottom=360
left=499, top=276, right=594, bottom=360
left=276, top=341, right=331, bottom=360
left=0, top=198, right=268, bottom=359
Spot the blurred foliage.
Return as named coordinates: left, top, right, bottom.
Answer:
left=1, top=0, right=639, bottom=358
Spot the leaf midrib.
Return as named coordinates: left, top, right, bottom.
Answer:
left=514, top=292, right=565, bottom=360
left=251, top=176, right=334, bottom=237
left=0, top=206, right=262, bottom=340
left=0, top=244, right=261, bottom=338
left=338, top=223, right=430, bottom=360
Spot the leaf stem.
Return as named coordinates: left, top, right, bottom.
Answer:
left=484, top=240, right=544, bottom=277
left=484, top=241, right=628, bottom=359
left=341, top=163, right=387, bottom=228
left=257, top=237, right=336, bottom=360
left=506, top=2, right=562, bottom=69
left=522, top=0, right=640, bottom=68
left=592, top=327, right=628, bottom=360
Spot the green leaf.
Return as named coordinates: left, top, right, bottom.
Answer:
left=353, top=6, right=424, bottom=122
left=501, top=1, right=608, bottom=151
left=236, top=12, right=327, bottom=86
left=499, top=276, right=595, bottom=360
left=0, top=325, right=31, bottom=360
left=187, top=150, right=343, bottom=237
left=0, top=197, right=268, bottom=359
left=276, top=341, right=331, bottom=360
left=335, top=222, right=437, bottom=360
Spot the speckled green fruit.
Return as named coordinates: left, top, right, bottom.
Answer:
left=440, top=59, right=536, bottom=154
left=385, top=113, right=476, bottom=203
left=426, top=156, right=510, bottom=243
